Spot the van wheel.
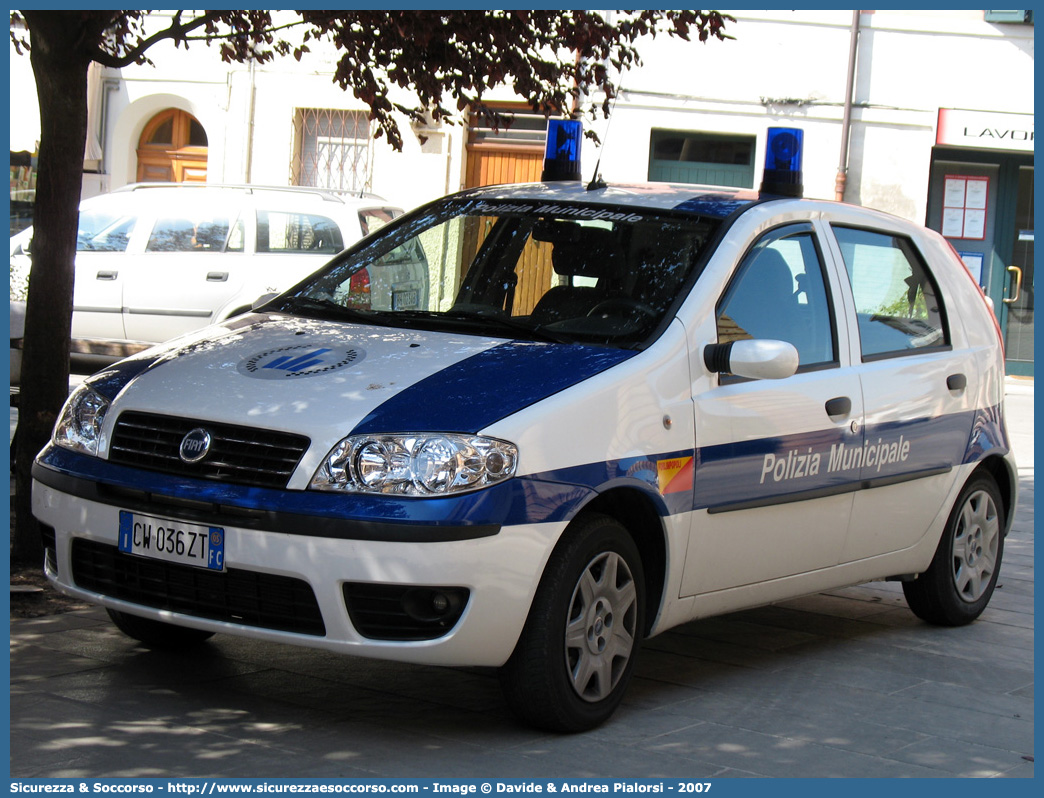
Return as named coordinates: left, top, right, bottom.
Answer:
left=500, top=514, right=644, bottom=732
left=107, top=608, right=215, bottom=648
left=903, top=473, right=1005, bottom=626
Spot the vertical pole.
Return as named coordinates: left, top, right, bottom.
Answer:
left=835, top=10, right=861, bottom=202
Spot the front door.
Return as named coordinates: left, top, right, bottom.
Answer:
left=683, top=223, right=864, bottom=595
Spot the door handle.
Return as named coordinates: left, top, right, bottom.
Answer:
left=206, top=271, right=229, bottom=282
left=947, top=373, right=967, bottom=391
left=825, top=396, right=852, bottom=417
left=1003, top=265, right=1022, bottom=304
left=96, top=270, right=118, bottom=281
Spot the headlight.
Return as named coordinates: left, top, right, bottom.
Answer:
left=53, top=384, right=110, bottom=457
left=311, top=433, right=518, bottom=496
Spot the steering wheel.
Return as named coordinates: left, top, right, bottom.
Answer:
left=587, top=297, right=658, bottom=321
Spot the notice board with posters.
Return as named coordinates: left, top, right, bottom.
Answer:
left=941, top=174, right=989, bottom=240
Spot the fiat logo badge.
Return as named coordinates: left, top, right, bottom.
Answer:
left=179, top=428, right=212, bottom=463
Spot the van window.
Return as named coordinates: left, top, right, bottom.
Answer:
left=832, top=226, right=948, bottom=359
left=77, top=211, right=137, bottom=252
left=146, top=214, right=232, bottom=253
left=257, top=211, right=344, bottom=254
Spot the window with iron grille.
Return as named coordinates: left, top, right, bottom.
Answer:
left=291, top=109, right=373, bottom=193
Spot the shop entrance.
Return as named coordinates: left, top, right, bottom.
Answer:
left=927, top=150, right=1034, bottom=376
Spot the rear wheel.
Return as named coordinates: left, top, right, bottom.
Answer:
left=500, top=513, right=645, bottom=732
left=903, top=473, right=1005, bottom=626
left=107, top=608, right=215, bottom=648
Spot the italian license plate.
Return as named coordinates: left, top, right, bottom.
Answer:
left=118, top=510, right=225, bottom=571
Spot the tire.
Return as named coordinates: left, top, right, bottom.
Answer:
left=903, top=473, right=1005, bottom=626
left=500, top=513, right=645, bottom=732
left=107, top=608, right=215, bottom=648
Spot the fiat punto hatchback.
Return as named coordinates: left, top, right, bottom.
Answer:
left=33, top=127, right=1016, bottom=731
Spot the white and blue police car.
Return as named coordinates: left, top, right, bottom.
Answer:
left=32, top=125, right=1017, bottom=731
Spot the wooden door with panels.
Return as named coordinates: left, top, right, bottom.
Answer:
left=136, top=108, right=208, bottom=183
left=464, top=106, right=552, bottom=315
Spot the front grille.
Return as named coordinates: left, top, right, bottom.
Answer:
left=109, top=411, right=309, bottom=489
left=72, top=538, right=326, bottom=636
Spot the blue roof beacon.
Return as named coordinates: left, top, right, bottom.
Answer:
left=760, top=126, right=805, bottom=197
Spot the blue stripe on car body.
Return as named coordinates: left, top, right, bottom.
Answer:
left=350, top=341, right=636, bottom=435
left=34, top=406, right=1006, bottom=536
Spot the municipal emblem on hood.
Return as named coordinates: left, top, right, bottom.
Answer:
left=179, top=428, right=212, bottom=463
left=237, top=345, right=365, bottom=379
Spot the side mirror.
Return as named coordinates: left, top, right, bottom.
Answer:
left=251, top=293, right=278, bottom=311
left=703, top=339, right=799, bottom=381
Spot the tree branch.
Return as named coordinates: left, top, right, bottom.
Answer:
left=88, top=10, right=226, bottom=68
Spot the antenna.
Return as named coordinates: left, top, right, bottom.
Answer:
left=586, top=83, right=622, bottom=191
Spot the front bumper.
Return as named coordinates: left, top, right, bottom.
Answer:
left=31, top=455, right=575, bottom=667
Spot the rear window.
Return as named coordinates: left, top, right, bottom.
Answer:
left=359, top=207, right=401, bottom=237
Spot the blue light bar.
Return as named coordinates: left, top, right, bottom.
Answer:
left=541, top=119, right=583, bottom=182
left=760, top=127, right=804, bottom=198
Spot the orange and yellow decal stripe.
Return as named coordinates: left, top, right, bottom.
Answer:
left=657, top=456, right=694, bottom=495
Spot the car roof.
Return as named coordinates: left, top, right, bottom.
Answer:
left=110, top=183, right=394, bottom=209
left=450, top=181, right=930, bottom=232
left=453, top=181, right=763, bottom=220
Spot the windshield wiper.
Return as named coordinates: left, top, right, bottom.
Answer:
left=443, top=310, right=574, bottom=344
left=276, top=295, right=380, bottom=322
left=274, top=299, right=574, bottom=344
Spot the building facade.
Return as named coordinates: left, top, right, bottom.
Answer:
left=9, top=9, right=1035, bottom=373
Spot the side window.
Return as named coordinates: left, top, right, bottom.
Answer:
left=717, top=226, right=836, bottom=369
left=257, top=211, right=344, bottom=254
left=77, top=211, right=137, bottom=253
left=146, top=214, right=231, bottom=253
left=832, top=226, right=948, bottom=359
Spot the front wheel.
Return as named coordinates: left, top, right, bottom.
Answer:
left=500, top=514, right=645, bottom=732
left=903, top=473, right=1005, bottom=626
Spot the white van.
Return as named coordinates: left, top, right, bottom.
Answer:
left=10, top=183, right=404, bottom=368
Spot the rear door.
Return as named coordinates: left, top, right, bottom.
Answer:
left=824, top=221, right=973, bottom=561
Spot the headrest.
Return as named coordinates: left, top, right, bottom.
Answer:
left=551, top=228, right=622, bottom=278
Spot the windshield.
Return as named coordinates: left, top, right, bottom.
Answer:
left=274, top=198, right=719, bottom=349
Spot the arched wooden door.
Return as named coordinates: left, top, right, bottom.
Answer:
left=136, top=108, right=208, bottom=183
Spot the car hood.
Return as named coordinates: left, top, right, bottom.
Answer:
left=88, top=312, right=635, bottom=455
